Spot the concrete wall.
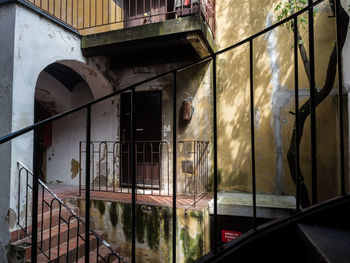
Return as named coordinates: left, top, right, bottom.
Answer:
left=70, top=198, right=210, bottom=263
left=215, top=0, right=349, bottom=202
left=0, top=3, right=16, bottom=261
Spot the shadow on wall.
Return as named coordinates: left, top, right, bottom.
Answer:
left=215, top=0, right=344, bottom=201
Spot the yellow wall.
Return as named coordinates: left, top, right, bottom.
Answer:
left=26, top=0, right=123, bottom=34
left=215, top=0, right=347, bottom=202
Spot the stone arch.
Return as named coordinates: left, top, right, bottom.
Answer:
left=34, top=60, right=118, bottom=186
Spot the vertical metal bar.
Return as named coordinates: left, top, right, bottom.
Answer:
left=249, top=39, right=257, bottom=230
left=308, top=0, right=317, bottom=204
left=79, top=142, right=82, bottom=197
left=57, top=203, right=61, bottom=258
left=40, top=185, right=44, bottom=250
left=293, top=17, right=300, bottom=212
left=25, top=172, right=28, bottom=231
left=131, top=87, right=136, bottom=263
left=212, top=54, right=218, bottom=252
left=99, top=143, right=102, bottom=191
left=83, top=0, right=85, bottom=28
left=335, top=0, right=345, bottom=195
left=85, top=105, right=91, bottom=263
left=18, top=169, right=21, bottom=227
left=31, top=127, right=40, bottom=263
left=172, top=71, right=177, bottom=263
left=108, top=0, right=110, bottom=24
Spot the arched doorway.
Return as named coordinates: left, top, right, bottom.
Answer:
left=34, top=61, right=117, bottom=185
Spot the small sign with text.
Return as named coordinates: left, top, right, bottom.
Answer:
left=221, top=230, right=242, bottom=243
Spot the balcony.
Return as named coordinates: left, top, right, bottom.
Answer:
left=22, top=0, right=216, bottom=66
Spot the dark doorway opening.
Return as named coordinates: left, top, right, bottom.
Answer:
left=120, top=90, right=162, bottom=188
left=34, top=101, right=52, bottom=182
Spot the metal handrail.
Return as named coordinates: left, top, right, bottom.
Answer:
left=17, top=162, right=125, bottom=262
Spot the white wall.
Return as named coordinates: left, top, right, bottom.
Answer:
left=5, top=3, right=101, bottom=241
left=0, top=3, right=16, bottom=261
left=45, top=82, right=118, bottom=186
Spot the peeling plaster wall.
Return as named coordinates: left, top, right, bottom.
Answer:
left=215, top=0, right=348, bottom=202
left=176, top=62, right=213, bottom=194
left=9, top=3, right=85, bottom=234
left=72, top=198, right=210, bottom=263
left=0, top=3, right=16, bottom=261
left=84, top=60, right=213, bottom=194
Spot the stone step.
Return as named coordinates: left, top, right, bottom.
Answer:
left=12, top=219, right=80, bottom=260
left=297, top=224, right=350, bottom=263
left=17, top=207, right=79, bottom=240
left=32, top=231, right=106, bottom=263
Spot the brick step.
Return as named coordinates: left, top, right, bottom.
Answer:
left=17, top=207, right=79, bottom=240
left=32, top=231, right=106, bottom=263
left=38, top=197, right=63, bottom=214
left=12, top=219, right=80, bottom=260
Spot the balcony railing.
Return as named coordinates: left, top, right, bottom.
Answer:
left=79, top=140, right=209, bottom=206
left=22, top=0, right=215, bottom=35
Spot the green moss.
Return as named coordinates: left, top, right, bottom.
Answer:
left=180, top=228, right=202, bottom=263
left=189, top=211, right=203, bottom=223
left=146, top=206, right=160, bottom=251
left=136, top=206, right=145, bottom=243
left=109, top=202, right=118, bottom=228
left=162, top=208, right=171, bottom=242
left=121, top=203, right=132, bottom=241
left=94, top=200, right=106, bottom=215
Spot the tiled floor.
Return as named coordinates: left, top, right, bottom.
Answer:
left=45, top=184, right=213, bottom=211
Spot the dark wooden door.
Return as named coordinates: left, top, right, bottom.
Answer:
left=120, top=91, right=162, bottom=188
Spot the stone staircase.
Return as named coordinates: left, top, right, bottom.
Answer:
left=9, top=185, right=124, bottom=262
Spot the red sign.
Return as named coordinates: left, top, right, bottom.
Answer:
left=221, top=230, right=242, bottom=243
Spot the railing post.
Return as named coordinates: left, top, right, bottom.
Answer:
left=172, top=71, right=177, bottom=263
left=249, top=39, right=257, bottom=230
left=335, top=0, right=346, bottom=195
left=31, top=127, right=40, bottom=263
left=85, top=105, right=91, bottom=263
left=293, top=17, right=301, bottom=212
left=212, top=54, right=219, bottom=252
left=131, top=87, right=136, bottom=263
left=308, top=0, right=317, bottom=205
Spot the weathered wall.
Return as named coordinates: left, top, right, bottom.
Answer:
left=9, top=3, right=86, bottom=236
left=176, top=61, right=213, bottom=193
left=215, top=0, right=347, bottom=202
left=37, top=74, right=118, bottom=186
left=83, top=59, right=213, bottom=194
left=0, top=3, right=16, bottom=261
left=72, top=198, right=210, bottom=263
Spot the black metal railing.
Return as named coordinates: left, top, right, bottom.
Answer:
left=17, top=162, right=123, bottom=262
left=20, top=0, right=215, bottom=35
left=178, top=140, right=209, bottom=207
left=0, top=0, right=347, bottom=261
left=79, top=140, right=170, bottom=195
left=78, top=140, right=209, bottom=206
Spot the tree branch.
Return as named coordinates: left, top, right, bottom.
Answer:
left=287, top=2, right=349, bottom=208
